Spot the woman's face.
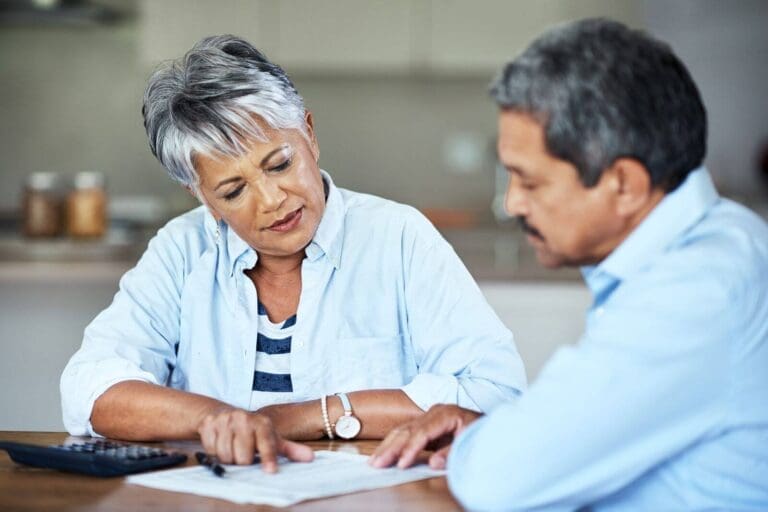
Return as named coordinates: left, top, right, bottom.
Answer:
left=194, top=114, right=325, bottom=259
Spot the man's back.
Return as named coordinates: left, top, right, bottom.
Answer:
left=446, top=169, right=768, bottom=510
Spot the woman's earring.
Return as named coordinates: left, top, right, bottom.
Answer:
left=214, top=221, right=221, bottom=243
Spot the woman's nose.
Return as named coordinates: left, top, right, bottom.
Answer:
left=253, top=180, right=287, bottom=212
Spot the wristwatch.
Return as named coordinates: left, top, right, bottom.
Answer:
left=333, top=392, right=362, bottom=440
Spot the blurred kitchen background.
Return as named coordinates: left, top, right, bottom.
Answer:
left=1, top=0, right=767, bottom=430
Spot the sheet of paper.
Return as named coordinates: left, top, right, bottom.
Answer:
left=127, top=450, right=444, bottom=507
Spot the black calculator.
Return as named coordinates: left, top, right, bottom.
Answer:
left=0, top=440, right=188, bottom=477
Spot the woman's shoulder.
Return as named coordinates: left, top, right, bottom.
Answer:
left=339, top=188, right=442, bottom=243
left=147, top=205, right=215, bottom=259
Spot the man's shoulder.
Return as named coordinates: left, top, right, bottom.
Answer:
left=623, top=198, right=768, bottom=306
left=671, top=199, right=768, bottom=283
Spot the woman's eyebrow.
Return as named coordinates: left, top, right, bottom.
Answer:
left=214, top=176, right=241, bottom=191
left=260, top=145, right=289, bottom=167
left=213, top=145, right=291, bottom=190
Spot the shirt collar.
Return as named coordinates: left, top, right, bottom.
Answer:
left=581, top=166, right=719, bottom=293
left=221, top=169, right=345, bottom=275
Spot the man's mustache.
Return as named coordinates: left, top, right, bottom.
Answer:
left=517, top=217, right=544, bottom=240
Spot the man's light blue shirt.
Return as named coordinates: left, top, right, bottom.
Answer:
left=448, top=168, right=768, bottom=511
left=61, top=171, right=526, bottom=435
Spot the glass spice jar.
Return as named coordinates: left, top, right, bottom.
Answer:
left=66, top=172, right=108, bottom=238
left=23, top=172, right=63, bottom=238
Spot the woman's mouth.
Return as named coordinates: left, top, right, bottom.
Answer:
left=267, top=208, right=303, bottom=232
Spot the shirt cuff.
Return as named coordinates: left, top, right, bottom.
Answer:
left=61, top=358, right=160, bottom=436
left=400, top=372, right=487, bottom=412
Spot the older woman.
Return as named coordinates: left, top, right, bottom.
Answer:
left=60, top=35, right=525, bottom=470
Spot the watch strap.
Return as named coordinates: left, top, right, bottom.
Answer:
left=335, top=392, right=353, bottom=414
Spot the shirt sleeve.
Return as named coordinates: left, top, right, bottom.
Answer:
left=399, top=213, right=527, bottom=412
left=445, top=263, right=733, bottom=511
left=59, top=225, right=187, bottom=436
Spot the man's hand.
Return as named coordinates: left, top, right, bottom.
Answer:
left=197, top=407, right=314, bottom=472
left=369, top=404, right=481, bottom=470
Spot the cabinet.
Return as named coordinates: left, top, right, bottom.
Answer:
left=479, top=281, right=590, bottom=380
left=139, top=0, right=278, bottom=65
left=139, top=0, right=644, bottom=74
left=0, top=260, right=588, bottom=430
left=139, top=0, right=413, bottom=72
left=0, top=263, right=131, bottom=431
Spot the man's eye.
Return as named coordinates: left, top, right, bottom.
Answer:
left=223, top=185, right=244, bottom=201
left=269, top=158, right=292, bottom=173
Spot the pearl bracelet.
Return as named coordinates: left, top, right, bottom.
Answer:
left=320, top=394, right=334, bottom=439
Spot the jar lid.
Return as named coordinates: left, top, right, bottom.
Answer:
left=26, top=172, right=61, bottom=191
left=73, top=171, right=105, bottom=190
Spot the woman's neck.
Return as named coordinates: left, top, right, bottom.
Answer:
left=253, top=251, right=305, bottom=281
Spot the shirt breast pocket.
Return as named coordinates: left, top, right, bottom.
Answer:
left=335, top=334, right=408, bottom=390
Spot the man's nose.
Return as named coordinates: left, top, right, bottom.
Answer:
left=504, top=179, right=528, bottom=217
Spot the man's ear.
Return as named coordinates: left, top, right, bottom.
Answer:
left=304, top=110, right=320, bottom=162
left=602, top=158, right=655, bottom=217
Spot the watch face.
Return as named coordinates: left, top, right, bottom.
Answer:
left=334, top=415, right=361, bottom=440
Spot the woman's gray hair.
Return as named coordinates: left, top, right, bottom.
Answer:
left=490, top=18, right=706, bottom=192
left=142, top=35, right=307, bottom=188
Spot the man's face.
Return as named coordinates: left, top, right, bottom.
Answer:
left=498, top=111, right=623, bottom=268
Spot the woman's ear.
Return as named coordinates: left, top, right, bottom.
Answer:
left=187, top=185, right=223, bottom=222
left=304, top=110, right=320, bottom=162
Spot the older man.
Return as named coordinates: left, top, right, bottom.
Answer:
left=371, top=18, right=768, bottom=511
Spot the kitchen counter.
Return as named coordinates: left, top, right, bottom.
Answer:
left=0, top=222, right=582, bottom=283
left=441, top=227, right=582, bottom=282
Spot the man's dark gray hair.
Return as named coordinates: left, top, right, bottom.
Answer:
left=491, top=18, right=707, bottom=192
left=142, top=35, right=307, bottom=188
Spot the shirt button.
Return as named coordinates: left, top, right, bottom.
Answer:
left=298, top=341, right=305, bottom=349
left=596, top=307, right=605, bottom=317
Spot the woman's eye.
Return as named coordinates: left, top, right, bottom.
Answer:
left=269, top=158, right=292, bottom=173
left=223, top=185, right=244, bottom=201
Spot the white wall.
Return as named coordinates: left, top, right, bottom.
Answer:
left=645, top=0, right=768, bottom=199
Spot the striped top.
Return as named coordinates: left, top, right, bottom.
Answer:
left=248, top=302, right=296, bottom=410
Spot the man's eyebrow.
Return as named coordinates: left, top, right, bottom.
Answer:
left=503, top=163, right=528, bottom=177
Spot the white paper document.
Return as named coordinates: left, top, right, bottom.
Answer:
left=127, top=450, right=444, bottom=507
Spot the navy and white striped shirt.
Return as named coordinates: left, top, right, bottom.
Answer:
left=249, top=302, right=297, bottom=409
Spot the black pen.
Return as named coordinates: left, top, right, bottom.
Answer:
left=195, top=451, right=226, bottom=477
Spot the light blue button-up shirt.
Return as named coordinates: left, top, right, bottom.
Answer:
left=61, top=171, right=526, bottom=436
left=448, top=168, right=768, bottom=511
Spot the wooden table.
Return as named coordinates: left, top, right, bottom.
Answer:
left=0, top=432, right=461, bottom=511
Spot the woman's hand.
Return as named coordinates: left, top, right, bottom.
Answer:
left=197, top=407, right=314, bottom=472
left=369, top=404, right=481, bottom=470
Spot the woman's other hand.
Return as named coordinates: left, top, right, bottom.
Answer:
left=197, top=407, right=314, bottom=472
left=369, top=404, right=481, bottom=470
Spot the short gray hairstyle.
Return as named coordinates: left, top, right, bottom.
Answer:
left=142, top=35, right=307, bottom=188
left=491, top=18, right=706, bottom=192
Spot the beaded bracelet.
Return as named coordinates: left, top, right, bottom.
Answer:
left=320, top=394, right=334, bottom=439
